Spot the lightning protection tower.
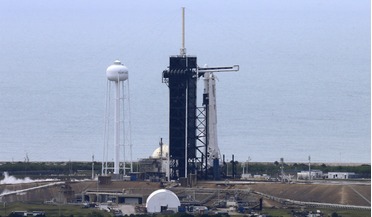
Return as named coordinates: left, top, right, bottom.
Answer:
left=102, top=60, right=133, bottom=179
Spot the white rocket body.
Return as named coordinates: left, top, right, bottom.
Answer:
left=204, top=72, right=221, bottom=166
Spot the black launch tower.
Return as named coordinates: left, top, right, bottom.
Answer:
left=162, top=55, right=198, bottom=180
left=162, top=8, right=239, bottom=180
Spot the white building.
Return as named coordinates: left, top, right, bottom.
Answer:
left=327, top=172, right=356, bottom=179
left=297, top=170, right=323, bottom=180
left=241, top=173, right=252, bottom=180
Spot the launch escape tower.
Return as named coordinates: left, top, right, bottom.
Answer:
left=162, top=8, right=239, bottom=180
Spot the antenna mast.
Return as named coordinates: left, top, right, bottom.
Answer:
left=180, top=7, right=186, bottom=56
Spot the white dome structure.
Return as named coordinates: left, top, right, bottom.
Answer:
left=151, top=144, right=169, bottom=159
left=146, top=189, right=180, bottom=213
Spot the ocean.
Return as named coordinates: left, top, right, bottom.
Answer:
left=0, top=0, right=370, bottom=163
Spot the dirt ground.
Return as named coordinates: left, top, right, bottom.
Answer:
left=197, top=181, right=371, bottom=207
left=1, top=180, right=370, bottom=207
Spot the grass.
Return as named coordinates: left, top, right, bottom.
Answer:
left=1, top=202, right=111, bottom=217
left=260, top=207, right=371, bottom=217
left=322, top=208, right=371, bottom=217
left=0, top=202, right=370, bottom=217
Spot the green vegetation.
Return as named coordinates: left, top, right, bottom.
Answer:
left=327, top=209, right=372, bottom=217
left=0, top=161, right=102, bottom=180
left=0, top=161, right=98, bottom=174
left=0, top=161, right=370, bottom=180
left=260, top=207, right=371, bottom=217
left=231, top=162, right=371, bottom=178
left=0, top=202, right=370, bottom=217
left=0, top=202, right=111, bottom=217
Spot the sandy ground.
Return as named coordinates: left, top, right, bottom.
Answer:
left=1, top=179, right=370, bottom=207
left=197, top=181, right=371, bottom=206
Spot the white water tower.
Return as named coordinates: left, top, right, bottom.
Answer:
left=102, top=60, right=132, bottom=177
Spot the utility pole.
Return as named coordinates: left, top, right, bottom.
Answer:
left=247, top=156, right=251, bottom=176
left=92, top=155, right=95, bottom=180
left=308, top=155, right=311, bottom=181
